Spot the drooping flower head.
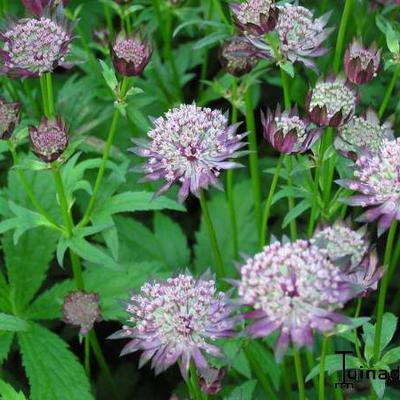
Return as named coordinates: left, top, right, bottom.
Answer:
left=219, top=37, right=259, bottom=77
left=261, top=105, right=321, bottom=154
left=111, top=32, right=152, bottom=76
left=248, top=4, right=332, bottom=70
left=21, top=0, right=68, bottom=16
left=338, top=138, right=400, bottom=235
left=29, top=117, right=68, bottom=162
left=63, top=291, right=101, bottom=336
left=132, top=104, right=246, bottom=202
left=335, top=109, right=394, bottom=159
left=239, top=240, right=355, bottom=359
left=0, top=11, right=73, bottom=78
left=344, top=39, right=381, bottom=85
left=0, top=98, right=20, bottom=140
left=306, top=75, right=357, bottom=127
left=231, top=0, right=279, bottom=35
left=311, top=222, right=383, bottom=296
left=110, top=273, right=238, bottom=378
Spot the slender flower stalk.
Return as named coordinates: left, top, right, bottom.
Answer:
left=378, top=64, right=400, bottom=119
left=319, top=336, right=329, bottom=400
left=245, top=87, right=262, bottom=238
left=293, top=347, right=306, bottom=400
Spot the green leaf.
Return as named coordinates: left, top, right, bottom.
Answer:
left=306, top=354, right=361, bottom=382
left=335, top=317, right=370, bottom=335
left=282, top=199, right=310, bottom=228
left=0, top=380, right=27, bottom=400
left=18, top=322, right=93, bottom=400
left=27, top=261, right=165, bottom=321
left=99, top=59, right=118, bottom=93
left=382, top=347, right=400, bottom=364
left=0, top=313, right=29, bottom=332
left=386, top=24, right=400, bottom=54
left=153, top=213, right=190, bottom=267
left=280, top=61, right=295, bottom=78
left=2, top=227, right=57, bottom=313
left=93, top=191, right=185, bottom=219
left=224, top=380, right=257, bottom=400
left=371, top=376, right=385, bottom=399
left=222, top=340, right=252, bottom=379
left=0, top=332, right=14, bottom=363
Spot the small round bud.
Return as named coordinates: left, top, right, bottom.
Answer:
left=111, top=33, right=152, bottom=76
left=29, top=117, right=68, bottom=162
left=63, top=291, right=101, bottom=336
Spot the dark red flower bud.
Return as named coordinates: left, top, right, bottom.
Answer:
left=0, top=98, right=20, bottom=140
left=29, top=117, right=68, bottom=162
left=344, top=40, right=381, bottom=85
left=111, top=33, right=152, bottom=76
left=21, top=0, right=68, bottom=17
left=199, top=368, right=225, bottom=395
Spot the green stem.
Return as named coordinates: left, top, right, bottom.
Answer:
left=243, top=343, right=279, bottom=400
left=353, top=298, right=365, bottom=365
left=189, top=362, right=203, bottom=400
left=7, top=142, right=60, bottom=230
left=281, top=359, right=294, bottom=400
left=280, top=68, right=291, bottom=109
left=104, top=2, right=114, bottom=40
left=293, top=347, right=305, bottom=400
left=319, top=337, right=328, bottom=400
left=84, top=335, right=90, bottom=377
left=199, top=191, right=225, bottom=280
left=227, top=80, right=239, bottom=259
left=305, top=351, right=318, bottom=395
left=333, top=0, right=354, bottom=73
left=80, top=77, right=129, bottom=227
left=308, top=142, right=322, bottom=237
left=286, top=155, right=297, bottom=240
left=40, top=75, right=49, bottom=117
left=213, top=0, right=231, bottom=26
left=378, top=65, right=400, bottom=119
left=373, top=221, right=398, bottom=363
left=260, top=154, right=284, bottom=247
left=46, top=73, right=54, bottom=117
left=244, top=88, right=262, bottom=238
left=90, top=330, right=119, bottom=400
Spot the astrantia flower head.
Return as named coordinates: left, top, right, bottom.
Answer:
left=110, top=273, right=238, bottom=378
left=111, top=32, right=152, bottom=76
left=0, top=11, right=73, bottom=77
left=344, top=39, right=381, bottom=85
left=338, top=138, right=400, bottom=235
left=231, top=0, right=279, bottom=35
left=311, top=222, right=383, bottom=296
left=248, top=4, right=332, bottom=70
left=219, top=37, right=259, bottom=77
left=63, top=291, right=101, bottom=336
left=306, top=75, right=357, bottom=127
left=261, top=105, right=321, bottom=154
left=132, top=104, right=246, bottom=202
left=0, top=98, right=20, bottom=140
left=29, top=117, right=68, bottom=162
left=335, top=109, right=394, bottom=159
left=21, top=0, right=68, bottom=16
left=239, top=240, right=355, bottom=359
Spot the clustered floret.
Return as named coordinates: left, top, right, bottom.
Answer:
left=132, top=104, right=246, bottom=202
left=110, top=273, right=237, bottom=377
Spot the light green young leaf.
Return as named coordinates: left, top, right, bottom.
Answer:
left=386, top=24, right=400, bottom=54
left=18, top=322, right=93, bottom=400
left=280, top=61, right=295, bottom=78
left=99, top=59, right=118, bottom=93
left=382, top=347, right=400, bottom=364
left=0, top=380, right=27, bottom=400
left=371, top=377, right=385, bottom=399
left=282, top=199, right=310, bottom=228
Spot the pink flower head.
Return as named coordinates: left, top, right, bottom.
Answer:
left=63, top=291, right=101, bottom=336
left=344, top=39, right=381, bottom=85
left=261, top=105, right=321, bottom=154
left=338, top=138, right=400, bottom=236
left=29, top=117, right=68, bottom=162
left=109, top=273, right=238, bottom=378
left=111, top=32, right=152, bottom=76
left=132, top=104, right=247, bottom=202
left=306, top=75, right=357, bottom=127
left=239, top=240, right=356, bottom=360
left=0, top=10, right=73, bottom=78
left=335, top=109, right=394, bottom=159
left=231, top=0, right=279, bottom=35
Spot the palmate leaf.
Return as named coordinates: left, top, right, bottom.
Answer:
left=0, top=332, right=14, bottom=363
left=0, top=313, right=29, bottom=332
left=18, top=322, right=93, bottom=400
left=27, top=261, right=165, bottom=322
